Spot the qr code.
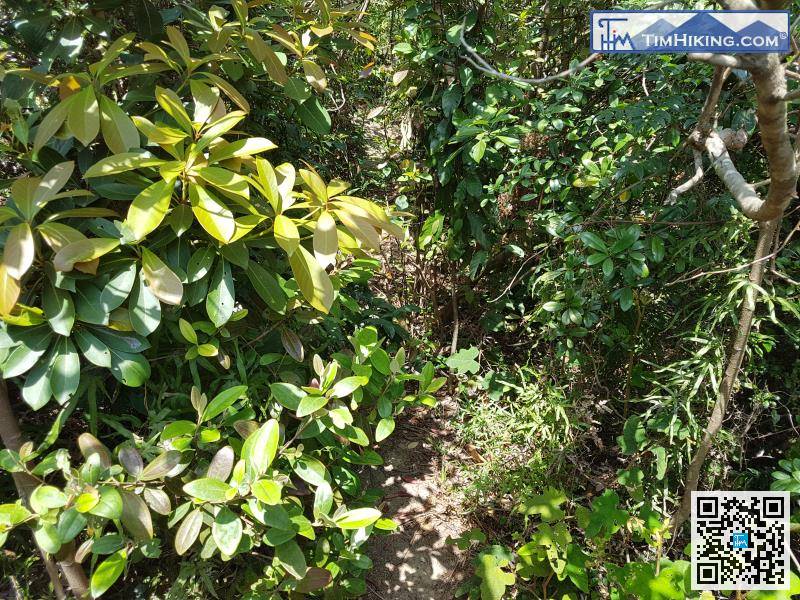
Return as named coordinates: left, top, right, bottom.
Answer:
left=691, top=491, right=789, bottom=590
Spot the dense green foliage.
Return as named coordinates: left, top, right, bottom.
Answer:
left=1, top=0, right=799, bottom=598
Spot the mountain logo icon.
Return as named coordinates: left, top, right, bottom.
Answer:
left=591, top=10, right=790, bottom=54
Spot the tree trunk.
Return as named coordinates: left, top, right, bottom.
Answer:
left=0, top=380, right=89, bottom=599
left=673, top=218, right=779, bottom=532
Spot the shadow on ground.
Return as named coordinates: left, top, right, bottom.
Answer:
left=363, top=399, right=471, bottom=600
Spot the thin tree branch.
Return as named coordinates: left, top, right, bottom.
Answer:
left=667, top=149, right=704, bottom=204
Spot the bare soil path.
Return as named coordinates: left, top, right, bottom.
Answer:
left=363, top=399, right=471, bottom=600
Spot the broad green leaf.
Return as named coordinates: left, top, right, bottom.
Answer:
left=293, top=454, right=327, bottom=487
left=194, top=166, right=249, bottom=199
left=30, top=485, right=67, bottom=514
left=189, top=184, right=235, bottom=243
left=333, top=507, right=381, bottom=530
left=3, top=223, right=35, bottom=279
left=246, top=263, right=287, bottom=314
left=178, top=318, right=197, bottom=344
left=56, top=507, right=86, bottom=543
left=43, top=281, right=75, bottom=336
left=301, top=59, right=327, bottom=93
left=33, top=95, right=74, bottom=154
left=295, top=97, right=331, bottom=135
left=212, top=507, right=242, bottom=556
left=445, top=346, right=480, bottom=375
left=375, top=417, right=395, bottom=442
left=0, top=265, right=20, bottom=315
left=154, top=86, right=192, bottom=133
left=189, top=79, right=219, bottom=128
left=242, top=419, right=279, bottom=477
left=90, top=486, right=123, bottom=519
left=516, top=487, right=567, bottom=521
left=270, top=382, right=305, bottom=411
left=209, top=137, right=277, bottom=163
left=67, top=87, right=100, bottom=146
left=125, top=178, right=174, bottom=241
left=140, top=450, right=181, bottom=481
left=296, top=394, right=328, bottom=418
left=129, top=270, right=161, bottom=335
left=108, top=347, right=150, bottom=387
left=99, top=94, right=139, bottom=154
left=90, top=549, right=126, bottom=598
left=196, top=111, right=247, bottom=152
left=183, top=478, right=232, bottom=503
left=251, top=479, right=282, bottom=505
left=187, top=246, right=215, bottom=283
left=30, top=161, right=75, bottom=217
left=313, top=211, right=337, bottom=268
left=131, top=116, right=189, bottom=145
left=313, top=481, right=333, bottom=519
left=84, top=152, right=165, bottom=178
left=50, top=338, right=80, bottom=404
left=54, top=238, right=120, bottom=272
left=275, top=540, right=307, bottom=579
left=175, top=508, right=203, bottom=555
left=329, top=376, right=366, bottom=398
left=33, top=523, right=61, bottom=554
left=141, top=248, right=183, bottom=305
left=289, top=246, right=333, bottom=313
left=202, top=385, right=247, bottom=422
left=120, top=490, right=153, bottom=541
left=273, top=214, right=299, bottom=255
left=100, top=263, right=137, bottom=312
left=206, top=259, right=234, bottom=328
left=245, top=29, right=288, bottom=85
left=21, top=357, right=53, bottom=410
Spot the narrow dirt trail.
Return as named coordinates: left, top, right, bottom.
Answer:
left=353, top=106, right=474, bottom=599
left=364, top=400, right=471, bottom=599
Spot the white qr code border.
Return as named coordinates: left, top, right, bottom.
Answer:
left=691, top=491, right=790, bottom=591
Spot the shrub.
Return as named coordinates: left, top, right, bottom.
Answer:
left=0, top=4, right=436, bottom=597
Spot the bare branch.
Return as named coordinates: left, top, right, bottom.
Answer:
left=695, top=66, right=731, bottom=136
left=688, top=53, right=743, bottom=69
left=667, top=150, right=705, bottom=204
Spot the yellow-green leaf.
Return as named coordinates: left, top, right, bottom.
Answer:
left=189, top=184, right=236, bottom=243
left=299, top=168, right=327, bottom=202
left=3, top=223, right=35, bottom=279
left=289, top=246, right=333, bottom=313
left=125, top=178, right=175, bottom=241
left=313, top=211, right=337, bottom=269
left=209, top=137, right=277, bottom=163
left=174, top=508, right=202, bottom=555
left=67, top=87, right=100, bottom=146
left=141, top=248, right=183, bottom=305
left=33, top=95, right=75, bottom=154
left=194, top=167, right=249, bottom=200
left=53, top=238, right=120, bottom=272
left=99, top=95, right=139, bottom=153
left=155, top=86, right=193, bottom=133
left=131, top=116, right=188, bottom=146
left=245, top=29, right=288, bottom=85
left=85, top=152, right=165, bottom=178
left=0, top=265, right=20, bottom=315
left=273, top=214, right=299, bottom=256
left=189, top=79, right=220, bottom=128
left=302, top=60, right=327, bottom=93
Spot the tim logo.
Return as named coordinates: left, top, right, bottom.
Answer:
left=591, top=10, right=790, bottom=54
